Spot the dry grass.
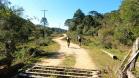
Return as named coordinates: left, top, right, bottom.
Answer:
left=82, top=37, right=127, bottom=78
left=84, top=46, right=119, bottom=78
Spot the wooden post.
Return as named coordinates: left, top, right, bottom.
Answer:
left=122, top=51, right=139, bottom=72
left=129, top=38, right=139, bottom=71
left=118, top=37, right=139, bottom=78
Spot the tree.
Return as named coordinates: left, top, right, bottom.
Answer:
left=73, top=9, right=85, bottom=19
left=73, top=9, right=85, bottom=30
left=65, top=9, right=85, bottom=31
left=0, top=5, right=38, bottom=63
left=89, top=11, right=103, bottom=19
left=120, top=0, right=139, bottom=26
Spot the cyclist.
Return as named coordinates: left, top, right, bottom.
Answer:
left=66, top=36, right=71, bottom=48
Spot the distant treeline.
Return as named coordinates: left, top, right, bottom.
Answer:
left=65, top=0, right=139, bottom=48
left=0, top=1, right=66, bottom=43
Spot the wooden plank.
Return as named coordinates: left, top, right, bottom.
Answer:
left=29, top=69, right=93, bottom=74
left=20, top=72, right=90, bottom=78
left=29, top=70, right=92, bottom=75
left=33, top=65, right=98, bottom=72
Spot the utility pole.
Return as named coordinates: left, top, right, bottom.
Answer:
left=41, top=10, right=48, bottom=18
left=59, top=24, right=60, bottom=33
left=41, top=10, right=48, bottom=38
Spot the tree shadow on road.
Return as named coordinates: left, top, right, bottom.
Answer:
left=39, top=52, right=64, bottom=59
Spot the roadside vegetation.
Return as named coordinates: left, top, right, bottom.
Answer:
left=65, top=0, right=139, bottom=77
left=83, top=38, right=126, bottom=78
left=0, top=1, right=64, bottom=78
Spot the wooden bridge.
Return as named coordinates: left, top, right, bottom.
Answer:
left=18, top=65, right=101, bottom=78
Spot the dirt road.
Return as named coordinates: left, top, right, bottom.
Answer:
left=36, top=34, right=97, bottom=69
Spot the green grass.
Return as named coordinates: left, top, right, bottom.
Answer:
left=82, top=37, right=127, bottom=78
left=103, top=48, right=127, bottom=60
left=39, top=41, right=60, bottom=52
left=12, top=37, right=60, bottom=65
left=0, top=55, right=6, bottom=60
left=84, top=46, right=118, bottom=78
left=0, top=36, right=61, bottom=78
left=60, top=54, right=76, bottom=67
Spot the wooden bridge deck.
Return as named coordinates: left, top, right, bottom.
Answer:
left=18, top=65, right=101, bottom=78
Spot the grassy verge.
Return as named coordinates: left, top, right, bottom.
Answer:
left=82, top=37, right=127, bottom=78
left=60, top=54, right=76, bottom=67
left=85, top=46, right=120, bottom=78
left=39, top=41, right=60, bottom=52
left=12, top=37, right=60, bottom=65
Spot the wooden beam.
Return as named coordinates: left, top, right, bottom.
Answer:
left=122, top=50, right=139, bottom=72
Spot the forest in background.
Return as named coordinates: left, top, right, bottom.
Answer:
left=65, top=0, right=139, bottom=50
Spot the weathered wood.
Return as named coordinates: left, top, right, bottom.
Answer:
left=127, top=70, right=136, bottom=78
left=101, top=49, right=118, bottom=60
left=118, top=38, right=139, bottom=78
left=19, top=65, right=101, bottom=78
left=122, top=50, right=139, bottom=72
left=118, top=50, right=139, bottom=78
left=131, top=38, right=139, bottom=56
left=115, top=50, right=131, bottom=75
left=120, top=50, right=131, bottom=69
left=130, top=38, right=139, bottom=70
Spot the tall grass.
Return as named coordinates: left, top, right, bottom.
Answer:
left=11, top=36, right=60, bottom=66
left=83, top=37, right=128, bottom=78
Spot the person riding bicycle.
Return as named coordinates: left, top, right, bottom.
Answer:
left=66, top=36, right=71, bottom=48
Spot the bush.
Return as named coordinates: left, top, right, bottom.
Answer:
left=12, top=48, right=29, bottom=64
left=28, top=48, right=43, bottom=57
left=36, top=37, right=51, bottom=46
left=114, top=26, right=134, bottom=46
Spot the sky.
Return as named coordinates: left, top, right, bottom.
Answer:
left=9, top=0, right=122, bottom=29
